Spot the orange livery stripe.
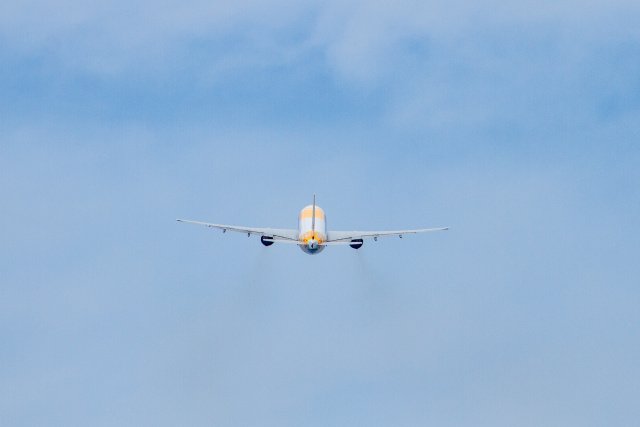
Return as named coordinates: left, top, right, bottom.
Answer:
left=299, top=208, right=325, bottom=220
left=298, top=231, right=326, bottom=244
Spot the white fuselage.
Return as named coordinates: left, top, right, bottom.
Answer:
left=298, top=205, right=326, bottom=254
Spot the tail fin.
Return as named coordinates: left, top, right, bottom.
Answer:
left=312, top=193, right=316, bottom=233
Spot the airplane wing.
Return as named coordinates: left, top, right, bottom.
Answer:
left=325, top=227, right=449, bottom=244
left=177, top=219, right=299, bottom=242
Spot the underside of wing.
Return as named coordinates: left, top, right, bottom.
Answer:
left=326, top=227, right=449, bottom=242
left=177, top=219, right=299, bottom=242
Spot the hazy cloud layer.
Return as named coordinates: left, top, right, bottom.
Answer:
left=3, top=1, right=639, bottom=137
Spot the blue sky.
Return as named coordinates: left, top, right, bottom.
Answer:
left=2, top=1, right=639, bottom=425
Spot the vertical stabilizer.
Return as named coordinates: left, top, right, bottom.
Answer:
left=312, top=194, right=316, bottom=233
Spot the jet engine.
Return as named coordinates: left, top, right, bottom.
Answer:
left=261, top=236, right=274, bottom=246
left=350, top=239, right=363, bottom=249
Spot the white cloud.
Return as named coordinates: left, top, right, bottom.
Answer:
left=2, top=0, right=639, bottom=141
left=3, top=0, right=638, bottom=79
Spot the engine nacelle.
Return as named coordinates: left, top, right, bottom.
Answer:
left=350, top=239, right=363, bottom=249
left=261, top=236, right=274, bottom=246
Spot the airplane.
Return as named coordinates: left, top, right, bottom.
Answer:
left=177, top=195, right=449, bottom=255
